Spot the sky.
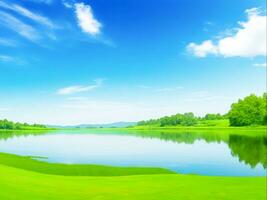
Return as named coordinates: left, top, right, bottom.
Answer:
left=0, top=0, right=266, bottom=125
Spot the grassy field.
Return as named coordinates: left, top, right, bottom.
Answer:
left=0, top=164, right=265, bottom=200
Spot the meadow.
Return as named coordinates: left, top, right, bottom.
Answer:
left=0, top=152, right=266, bottom=200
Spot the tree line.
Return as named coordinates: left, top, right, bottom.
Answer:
left=1, top=93, right=266, bottom=129
left=0, top=119, right=47, bottom=130
left=138, top=93, right=267, bottom=127
left=137, top=112, right=227, bottom=127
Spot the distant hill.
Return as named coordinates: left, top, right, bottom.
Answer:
left=47, top=122, right=137, bottom=129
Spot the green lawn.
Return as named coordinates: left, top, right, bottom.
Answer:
left=0, top=164, right=265, bottom=200
left=0, top=153, right=266, bottom=200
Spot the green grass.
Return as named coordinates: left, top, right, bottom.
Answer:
left=128, top=119, right=267, bottom=130
left=196, top=119, right=230, bottom=127
left=0, top=163, right=265, bottom=200
left=124, top=123, right=267, bottom=133
left=91, top=125, right=266, bottom=140
left=0, top=153, right=173, bottom=176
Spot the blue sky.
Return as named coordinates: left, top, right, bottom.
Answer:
left=0, top=0, right=266, bottom=125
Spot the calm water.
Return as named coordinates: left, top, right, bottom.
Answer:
left=0, top=130, right=266, bottom=176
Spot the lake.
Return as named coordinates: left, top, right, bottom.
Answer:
left=0, top=129, right=266, bottom=176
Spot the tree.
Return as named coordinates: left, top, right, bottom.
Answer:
left=204, top=113, right=224, bottom=120
left=228, top=93, right=267, bottom=126
left=180, top=112, right=198, bottom=126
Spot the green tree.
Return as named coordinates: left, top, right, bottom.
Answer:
left=204, top=113, right=224, bottom=120
left=228, top=93, right=266, bottom=126
left=0, top=119, right=47, bottom=130
left=180, top=112, right=198, bottom=126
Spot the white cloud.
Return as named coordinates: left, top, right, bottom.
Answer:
left=253, top=63, right=267, bottom=67
left=74, top=3, right=101, bottom=36
left=0, top=55, right=14, bottom=62
left=0, top=54, right=26, bottom=65
left=0, top=11, right=40, bottom=41
left=0, top=38, right=17, bottom=47
left=24, top=0, right=53, bottom=4
left=0, top=1, right=54, bottom=28
left=62, top=0, right=72, bottom=8
left=187, top=8, right=267, bottom=57
left=187, top=40, right=218, bottom=57
left=58, top=85, right=97, bottom=95
left=57, top=79, right=104, bottom=95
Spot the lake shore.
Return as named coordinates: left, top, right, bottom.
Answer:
left=67, top=125, right=267, bottom=137
left=1, top=125, right=266, bottom=139
left=0, top=128, right=266, bottom=200
left=0, top=152, right=174, bottom=176
left=0, top=152, right=266, bottom=200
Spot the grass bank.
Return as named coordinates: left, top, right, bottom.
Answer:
left=126, top=119, right=266, bottom=130
left=127, top=126, right=267, bottom=132
left=84, top=126, right=267, bottom=138
left=0, top=153, right=173, bottom=176
left=0, top=162, right=265, bottom=200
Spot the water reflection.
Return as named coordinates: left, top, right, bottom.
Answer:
left=132, top=130, right=267, bottom=170
left=0, top=129, right=266, bottom=176
left=0, top=130, right=50, bottom=141
left=228, top=135, right=267, bottom=168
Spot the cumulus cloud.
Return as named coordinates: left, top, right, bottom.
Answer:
left=57, top=79, right=104, bottom=95
left=0, top=1, right=54, bottom=28
left=187, top=8, right=267, bottom=57
left=187, top=40, right=218, bottom=57
left=74, top=3, right=101, bottom=36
